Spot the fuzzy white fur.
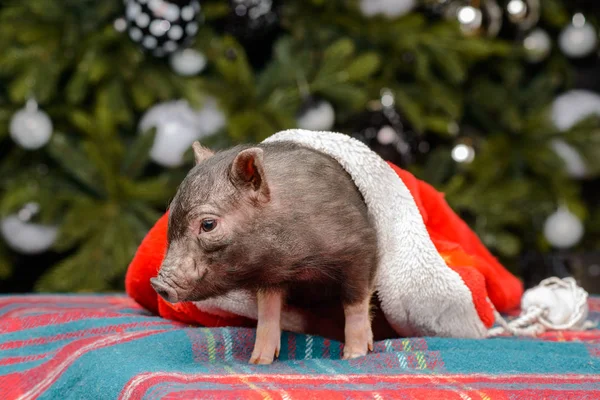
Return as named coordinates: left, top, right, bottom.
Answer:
left=193, top=129, right=487, bottom=338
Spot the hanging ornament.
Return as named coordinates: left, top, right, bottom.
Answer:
left=341, top=89, right=426, bottom=168
left=194, top=97, right=227, bottom=135
left=359, top=0, right=417, bottom=18
left=9, top=99, right=53, bottom=150
left=296, top=97, right=336, bottom=132
left=0, top=203, right=58, bottom=255
left=551, top=139, right=588, bottom=179
left=523, top=28, right=552, bottom=63
left=226, top=0, right=279, bottom=41
left=451, top=141, right=475, bottom=163
left=169, top=48, right=207, bottom=76
left=444, top=0, right=502, bottom=37
left=505, top=0, right=540, bottom=30
left=124, top=0, right=202, bottom=57
left=558, top=13, right=598, bottom=59
left=139, top=97, right=226, bottom=168
left=543, top=207, right=584, bottom=249
left=549, top=90, right=600, bottom=179
left=551, top=90, right=600, bottom=132
left=114, top=17, right=128, bottom=32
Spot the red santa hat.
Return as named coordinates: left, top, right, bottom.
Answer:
left=125, top=129, right=551, bottom=339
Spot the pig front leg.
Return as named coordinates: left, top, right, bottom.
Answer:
left=342, top=294, right=374, bottom=360
left=250, top=289, right=283, bottom=364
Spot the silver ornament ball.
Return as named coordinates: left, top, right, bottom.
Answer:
left=296, top=100, right=335, bottom=131
left=169, top=48, right=207, bottom=76
left=506, top=0, right=540, bottom=30
left=359, top=0, right=416, bottom=18
left=376, top=125, right=398, bottom=145
left=543, top=207, right=584, bottom=249
left=139, top=98, right=225, bottom=168
left=506, top=0, right=527, bottom=21
left=550, top=139, right=588, bottom=179
left=551, top=90, right=600, bottom=132
left=193, top=97, right=227, bottom=135
left=445, top=0, right=502, bottom=37
left=0, top=203, right=58, bottom=254
left=9, top=100, right=53, bottom=150
left=523, top=28, right=551, bottom=63
left=457, top=5, right=483, bottom=35
left=114, top=17, right=128, bottom=32
left=558, top=13, right=598, bottom=59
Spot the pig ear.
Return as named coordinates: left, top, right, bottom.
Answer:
left=230, top=148, right=270, bottom=201
left=192, top=141, right=214, bottom=165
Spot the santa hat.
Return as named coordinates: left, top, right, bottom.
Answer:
left=126, top=130, right=590, bottom=339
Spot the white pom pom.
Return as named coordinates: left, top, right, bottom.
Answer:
left=521, top=277, right=589, bottom=329
left=522, top=286, right=576, bottom=326
left=488, top=277, right=592, bottom=337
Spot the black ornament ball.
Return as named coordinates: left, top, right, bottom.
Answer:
left=226, top=0, right=279, bottom=40
left=124, top=0, right=202, bottom=57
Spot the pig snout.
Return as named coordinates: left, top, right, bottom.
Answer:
left=151, top=253, right=207, bottom=303
left=150, top=277, right=179, bottom=303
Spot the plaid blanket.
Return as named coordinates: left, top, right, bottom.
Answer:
left=1, top=295, right=599, bottom=399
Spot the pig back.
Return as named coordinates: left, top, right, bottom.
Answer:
left=256, top=141, right=378, bottom=293
left=259, top=140, right=373, bottom=235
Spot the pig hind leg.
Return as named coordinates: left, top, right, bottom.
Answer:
left=341, top=267, right=375, bottom=360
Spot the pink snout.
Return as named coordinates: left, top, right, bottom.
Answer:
left=150, top=277, right=179, bottom=303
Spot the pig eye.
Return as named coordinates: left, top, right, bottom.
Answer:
left=200, top=219, right=217, bottom=233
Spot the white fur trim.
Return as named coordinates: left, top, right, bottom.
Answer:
left=194, top=129, right=487, bottom=338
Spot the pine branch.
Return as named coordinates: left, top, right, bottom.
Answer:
left=37, top=204, right=150, bottom=292
left=121, top=128, right=157, bottom=179
left=47, top=133, right=106, bottom=197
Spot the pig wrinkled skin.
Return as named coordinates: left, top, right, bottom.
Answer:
left=150, top=140, right=379, bottom=364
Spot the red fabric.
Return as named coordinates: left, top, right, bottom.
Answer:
left=386, top=163, right=523, bottom=324
left=125, top=212, right=168, bottom=315
left=125, top=162, right=523, bottom=332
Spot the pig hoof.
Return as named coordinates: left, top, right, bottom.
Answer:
left=342, top=345, right=369, bottom=360
left=342, top=328, right=373, bottom=360
left=249, top=354, right=274, bottom=365
left=249, top=328, right=281, bottom=365
left=342, top=298, right=374, bottom=361
left=249, top=343, right=280, bottom=365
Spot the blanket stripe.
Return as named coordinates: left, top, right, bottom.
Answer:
left=0, top=294, right=598, bottom=399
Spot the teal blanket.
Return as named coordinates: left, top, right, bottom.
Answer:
left=0, top=294, right=598, bottom=399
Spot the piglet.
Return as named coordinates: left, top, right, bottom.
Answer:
left=150, top=140, right=379, bottom=364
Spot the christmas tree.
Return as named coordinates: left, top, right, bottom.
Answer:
left=0, top=0, right=599, bottom=293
